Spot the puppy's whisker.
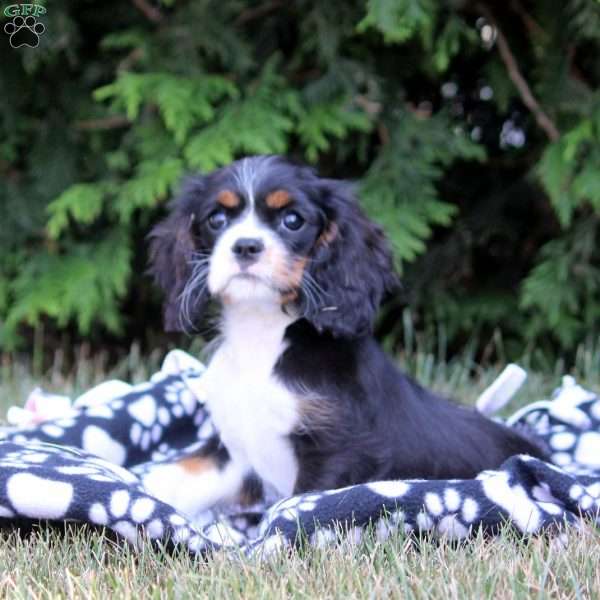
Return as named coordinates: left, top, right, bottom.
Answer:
left=188, top=256, right=211, bottom=267
left=298, top=271, right=328, bottom=317
left=302, top=270, right=326, bottom=297
left=299, top=282, right=317, bottom=314
left=189, top=254, right=210, bottom=261
left=178, top=259, right=210, bottom=333
left=299, top=279, right=320, bottom=318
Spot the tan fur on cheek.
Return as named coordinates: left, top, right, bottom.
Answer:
left=317, top=222, right=338, bottom=246
left=265, top=189, right=291, bottom=209
left=217, top=190, right=240, bottom=208
left=274, top=256, right=307, bottom=304
left=177, top=455, right=217, bottom=474
left=244, top=239, right=306, bottom=304
left=289, top=257, right=307, bottom=288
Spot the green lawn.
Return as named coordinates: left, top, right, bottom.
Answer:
left=0, top=345, right=598, bottom=599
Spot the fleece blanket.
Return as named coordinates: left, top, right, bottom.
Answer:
left=0, top=350, right=598, bottom=558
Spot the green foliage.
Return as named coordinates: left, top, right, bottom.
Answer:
left=47, top=184, right=106, bottom=240
left=359, top=1, right=475, bottom=74
left=0, top=277, right=8, bottom=315
left=520, top=219, right=600, bottom=348
left=361, top=110, right=484, bottom=262
left=566, top=0, right=600, bottom=41
left=94, top=73, right=238, bottom=144
left=1, top=0, right=599, bottom=361
left=297, top=99, right=372, bottom=162
left=5, top=230, right=131, bottom=339
left=184, top=65, right=300, bottom=169
left=430, top=17, right=477, bottom=74
left=525, top=102, right=600, bottom=348
left=537, top=105, right=600, bottom=227
left=358, top=0, right=437, bottom=44
left=115, top=158, right=184, bottom=223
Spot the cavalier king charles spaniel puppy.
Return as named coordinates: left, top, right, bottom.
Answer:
left=147, top=155, right=547, bottom=519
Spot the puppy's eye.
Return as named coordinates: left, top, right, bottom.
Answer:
left=207, top=209, right=229, bottom=231
left=282, top=211, right=304, bottom=231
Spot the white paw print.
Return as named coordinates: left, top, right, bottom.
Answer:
left=570, top=483, right=600, bottom=512
left=251, top=532, right=290, bottom=559
left=269, top=492, right=323, bottom=522
left=1, top=448, right=50, bottom=467
left=89, top=489, right=157, bottom=527
left=163, top=381, right=186, bottom=403
left=550, top=431, right=577, bottom=451
left=127, top=395, right=165, bottom=451
left=375, top=509, right=405, bottom=541
left=367, top=480, right=411, bottom=498
left=422, top=488, right=480, bottom=525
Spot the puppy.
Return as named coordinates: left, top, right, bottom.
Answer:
left=146, top=155, right=546, bottom=518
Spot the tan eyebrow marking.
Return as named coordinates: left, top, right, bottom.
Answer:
left=217, top=190, right=240, bottom=208
left=265, top=189, right=291, bottom=209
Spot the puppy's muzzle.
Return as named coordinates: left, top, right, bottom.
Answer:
left=232, top=237, right=264, bottom=267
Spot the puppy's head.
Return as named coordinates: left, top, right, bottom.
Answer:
left=149, top=155, right=398, bottom=337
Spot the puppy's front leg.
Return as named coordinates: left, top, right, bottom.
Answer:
left=140, top=435, right=252, bottom=522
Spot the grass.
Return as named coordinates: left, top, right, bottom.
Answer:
left=0, top=522, right=598, bottom=599
left=0, top=338, right=598, bottom=599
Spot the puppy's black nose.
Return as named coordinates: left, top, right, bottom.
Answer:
left=232, top=237, right=264, bottom=264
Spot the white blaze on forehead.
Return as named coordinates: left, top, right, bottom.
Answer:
left=232, top=156, right=274, bottom=207
left=226, top=206, right=270, bottom=241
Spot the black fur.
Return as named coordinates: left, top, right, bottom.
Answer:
left=149, top=155, right=549, bottom=495
left=149, top=176, right=212, bottom=331
left=278, top=320, right=548, bottom=492
left=301, top=179, right=399, bottom=338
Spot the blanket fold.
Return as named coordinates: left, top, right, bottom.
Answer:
left=0, top=351, right=598, bottom=557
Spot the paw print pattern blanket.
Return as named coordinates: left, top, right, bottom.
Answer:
left=0, top=350, right=598, bottom=558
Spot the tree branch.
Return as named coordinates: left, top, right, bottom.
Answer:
left=354, top=94, right=382, bottom=116
left=117, top=47, right=144, bottom=72
left=235, top=0, right=282, bottom=25
left=74, top=116, right=132, bottom=131
left=478, top=4, right=560, bottom=142
left=131, top=0, right=163, bottom=24
left=510, top=0, right=545, bottom=39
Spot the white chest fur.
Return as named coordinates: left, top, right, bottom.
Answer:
left=203, top=302, right=300, bottom=496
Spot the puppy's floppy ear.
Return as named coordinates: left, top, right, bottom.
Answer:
left=148, top=177, right=210, bottom=332
left=303, top=180, right=399, bottom=338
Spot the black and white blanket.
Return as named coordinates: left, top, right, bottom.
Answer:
left=0, top=350, right=598, bottom=557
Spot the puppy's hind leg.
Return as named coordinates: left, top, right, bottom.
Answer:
left=140, top=435, right=250, bottom=523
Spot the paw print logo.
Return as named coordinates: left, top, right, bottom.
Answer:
left=4, top=15, right=45, bottom=48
